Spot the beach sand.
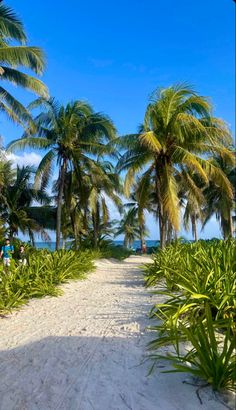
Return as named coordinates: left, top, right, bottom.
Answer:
left=0, top=255, right=231, bottom=410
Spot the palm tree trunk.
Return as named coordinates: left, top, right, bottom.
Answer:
left=140, top=226, right=145, bottom=249
left=92, top=212, right=98, bottom=248
left=228, top=211, right=233, bottom=239
left=192, top=216, right=198, bottom=242
left=155, top=162, right=166, bottom=249
left=166, top=220, right=173, bottom=245
left=62, top=238, right=66, bottom=250
left=70, top=210, right=79, bottom=250
left=56, top=159, right=66, bottom=250
left=29, top=230, right=35, bottom=247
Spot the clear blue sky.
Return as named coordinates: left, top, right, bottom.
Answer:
left=1, top=0, right=235, bottom=240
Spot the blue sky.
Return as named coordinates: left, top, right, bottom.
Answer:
left=1, top=0, right=235, bottom=240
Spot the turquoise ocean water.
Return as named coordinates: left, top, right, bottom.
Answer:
left=35, top=240, right=160, bottom=251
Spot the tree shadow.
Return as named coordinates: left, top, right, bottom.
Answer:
left=0, top=335, right=230, bottom=410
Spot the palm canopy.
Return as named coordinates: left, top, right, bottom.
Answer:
left=115, top=208, right=141, bottom=248
left=53, top=159, right=122, bottom=248
left=7, top=98, right=117, bottom=249
left=0, top=2, right=48, bottom=126
left=87, top=160, right=122, bottom=247
left=0, top=164, right=51, bottom=241
left=7, top=98, right=116, bottom=185
left=202, top=153, right=235, bottom=239
left=117, top=84, right=234, bottom=247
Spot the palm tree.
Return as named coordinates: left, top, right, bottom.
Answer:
left=117, top=84, right=234, bottom=248
left=202, top=154, right=235, bottom=239
left=59, top=161, right=122, bottom=248
left=125, top=183, right=150, bottom=249
left=177, top=168, right=205, bottom=241
left=0, top=2, right=48, bottom=125
left=115, top=208, right=141, bottom=248
left=7, top=98, right=116, bottom=249
left=0, top=165, right=51, bottom=242
left=87, top=161, right=122, bottom=247
left=0, top=156, right=14, bottom=192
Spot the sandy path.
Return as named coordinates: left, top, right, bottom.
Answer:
left=0, top=256, right=228, bottom=410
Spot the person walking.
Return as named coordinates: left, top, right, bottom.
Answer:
left=18, top=245, right=27, bottom=266
left=0, top=238, right=14, bottom=267
left=142, top=241, right=147, bottom=254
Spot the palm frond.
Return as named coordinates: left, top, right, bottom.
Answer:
left=0, top=3, right=26, bottom=43
left=0, top=86, right=34, bottom=126
left=140, top=131, right=162, bottom=152
left=34, top=149, right=56, bottom=190
left=0, top=46, right=45, bottom=74
left=6, top=137, right=52, bottom=152
left=0, top=67, right=48, bottom=97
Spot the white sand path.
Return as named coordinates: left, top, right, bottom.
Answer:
left=0, top=256, right=230, bottom=410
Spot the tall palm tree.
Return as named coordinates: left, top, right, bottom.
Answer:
left=7, top=98, right=116, bottom=249
left=117, top=84, right=234, bottom=248
left=0, top=2, right=48, bottom=125
left=87, top=161, right=122, bottom=247
left=59, top=161, right=122, bottom=248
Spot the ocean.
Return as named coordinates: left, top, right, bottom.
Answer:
left=35, top=240, right=160, bottom=251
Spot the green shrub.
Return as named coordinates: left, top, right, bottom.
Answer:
left=0, top=249, right=95, bottom=312
left=146, top=239, right=236, bottom=393
left=149, top=304, right=235, bottom=392
left=100, top=244, right=133, bottom=260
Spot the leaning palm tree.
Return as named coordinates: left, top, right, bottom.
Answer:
left=0, top=2, right=48, bottom=125
left=7, top=98, right=116, bottom=249
left=117, top=84, right=234, bottom=248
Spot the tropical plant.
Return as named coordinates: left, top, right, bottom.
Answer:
left=124, top=182, right=151, bottom=249
left=146, top=240, right=236, bottom=393
left=177, top=169, right=205, bottom=241
left=0, top=1, right=48, bottom=126
left=0, top=249, right=95, bottom=312
left=0, top=164, right=51, bottom=242
left=149, top=304, right=235, bottom=393
left=7, top=98, right=116, bottom=249
left=202, top=153, right=236, bottom=239
left=117, top=84, right=234, bottom=248
left=87, top=160, right=122, bottom=247
left=115, top=208, right=141, bottom=248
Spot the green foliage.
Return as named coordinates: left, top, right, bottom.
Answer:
left=0, top=2, right=48, bottom=126
left=0, top=164, right=51, bottom=241
left=146, top=240, right=236, bottom=392
left=78, top=239, right=133, bottom=260
left=149, top=304, right=235, bottom=392
left=100, top=243, right=134, bottom=260
left=0, top=249, right=95, bottom=312
left=117, top=84, right=233, bottom=248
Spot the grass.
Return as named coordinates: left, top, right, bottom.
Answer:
left=145, top=239, right=236, bottom=393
